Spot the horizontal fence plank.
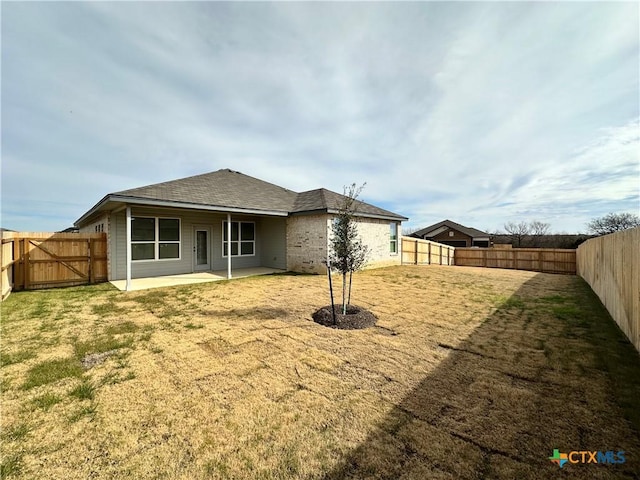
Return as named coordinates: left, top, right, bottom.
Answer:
left=454, top=247, right=576, bottom=274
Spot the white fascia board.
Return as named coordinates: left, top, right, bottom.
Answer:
left=76, top=195, right=289, bottom=226
left=325, top=209, right=408, bottom=222
left=111, top=196, right=290, bottom=216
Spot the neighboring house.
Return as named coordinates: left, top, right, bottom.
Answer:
left=410, top=219, right=490, bottom=247
left=58, top=227, right=80, bottom=233
left=75, top=169, right=407, bottom=288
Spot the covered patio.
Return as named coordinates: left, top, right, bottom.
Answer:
left=110, top=267, right=285, bottom=292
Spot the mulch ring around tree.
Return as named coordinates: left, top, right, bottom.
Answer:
left=312, top=304, right=377, bottom=330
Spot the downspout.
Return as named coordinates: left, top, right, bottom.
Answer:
left=125, top=205, right=132, bottom=291
left=227, top=213, right=232, bottom=279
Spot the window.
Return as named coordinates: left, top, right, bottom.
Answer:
left=131, top=217, right=180, bottom=261
left=390, top=223, right=398, bottom=254
left=223, top=221, right=255, bottom=257
left=449, top=231, right=454, bottom=237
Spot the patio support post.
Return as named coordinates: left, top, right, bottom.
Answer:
left=126, top=205, right=132, bottom=291
left=227, top=213, right=232, bottom=279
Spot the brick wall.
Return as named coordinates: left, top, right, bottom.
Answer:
left=286, top=214, right=330, bottom=274
left=286, top=214, right=402, bottom=274
left=355, top=217, right=402, bottom=269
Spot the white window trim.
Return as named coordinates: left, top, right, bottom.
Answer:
left=222, top=220, right=256, bottom=258
left=131, top=216, right=181, bottom=262
left=390, top=222, right=398, bottom=255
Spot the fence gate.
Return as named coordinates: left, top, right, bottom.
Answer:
left=1, top=233, right=107, bottom=298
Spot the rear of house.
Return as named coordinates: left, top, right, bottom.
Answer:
left=76, top=169, right=407, bottom=286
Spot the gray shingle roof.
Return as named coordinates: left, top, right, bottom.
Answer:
left=104, top=169, right=406, bottom=221
left=413, top=219, right=488, bottom=238
left=292, top=188, right=406, bottom=220
left=115, top=169, right=298, bottom=213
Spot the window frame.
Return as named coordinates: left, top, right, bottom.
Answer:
left=390, top=222, right=398, bottom=255
left=222, top=221, right=256, bottom=258
left=131, top=216, right=181, bottom=262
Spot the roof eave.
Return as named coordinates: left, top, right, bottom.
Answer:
left=326, top=209, right=408, bottom=222
left=291, top=208, right=407, bottom=221
left=75, top=195, right=290, bottom=226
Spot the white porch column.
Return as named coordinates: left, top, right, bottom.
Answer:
left=125, top=205, right=132, bottom=291
left=226, top=213, right=232, bottom=279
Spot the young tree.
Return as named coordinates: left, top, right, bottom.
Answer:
left=587, top=212, right=640, bottom=236
left=328, top=183, right=370, bottom=315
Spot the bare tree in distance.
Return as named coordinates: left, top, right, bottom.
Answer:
left=530, top=220, right=551, bottom=236
left=503, top=221, right=531, bottom=247
left=587, top=212, right=640, bottom=236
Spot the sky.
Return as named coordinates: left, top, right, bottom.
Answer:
left=2, top=1, right=639, bottom=234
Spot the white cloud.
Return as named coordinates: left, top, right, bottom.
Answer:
left=1, top=2, right=638, bottom=233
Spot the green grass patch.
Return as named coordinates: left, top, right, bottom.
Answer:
left=184, top=323, right=204, bottom=330
left=31, top=392, right=63, bottom=411
left=131, top=289, right=169, bottom=307
left=0, top=454, right=22, bottom=478
left=1, top=423, right=31, bottom=442
left=105, top=321, right=139, bottom=335
left=501, top=295, right=525, bottom=310
left=0, top=349, right=35, bottom=368
left=537, top=295, right=569, bottom=304
left=68, top=404, right=97, bottom=423
left=23, top=358, right=83, bottom=390
left=69, top=380, right=95, bottom=401
left=91, top=301, right=128, bottom=317
left=30, top=300, right=52, bottom=318
left=73, top=335, right=133, bottom=359
left=551, top=304, right=582, bottom=321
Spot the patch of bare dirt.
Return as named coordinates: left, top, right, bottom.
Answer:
left=81, top=349, right=118, bottom=369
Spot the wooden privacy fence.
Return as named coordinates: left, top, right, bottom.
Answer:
left=401, top=237, right=455, bottom=266
left=577, top=227, right=639, bottom=353
left=1, top=232, right=107, bottom=299
left=454, top=247, right=576, bottom=274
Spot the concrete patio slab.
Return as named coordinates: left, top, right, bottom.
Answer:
left=110, top=267, right=285, bottom=291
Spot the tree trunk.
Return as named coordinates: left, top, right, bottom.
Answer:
left=342, top=273, right=347, bottom=315
left=347, top=270, right=353, bottom=308
left=327, top=261, right=336, bottom=325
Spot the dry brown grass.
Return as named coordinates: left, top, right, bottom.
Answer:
left=1, top=265, right=639, bottom=479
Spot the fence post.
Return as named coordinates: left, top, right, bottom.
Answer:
left=12, top=239, right=20, bottom=290
left=24, top=240, right=30, bottom=290
left=427, top=242, right=431, bottom=265
left=88, top=239, right=93, bottom=284
left=538, top=250, right=543, bottom=273
left=439, top=245, right=443, bottom=265
left=414, top=239, right=418, bottom=265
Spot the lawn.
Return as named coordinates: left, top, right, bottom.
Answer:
left=1, top=265, right=639, bottom=479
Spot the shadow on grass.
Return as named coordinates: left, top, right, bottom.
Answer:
left=324, top=274, right=640, bottom=480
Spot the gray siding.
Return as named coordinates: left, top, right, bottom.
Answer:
left=111, top=206, right=286, bottom=280
left=260, top=217, right=287, bottom=269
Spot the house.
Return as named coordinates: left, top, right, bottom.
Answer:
left=410, top=219, right=490, bottom=247
left=75, top=169, right=407, bottom=290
